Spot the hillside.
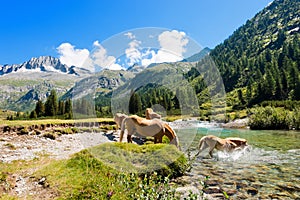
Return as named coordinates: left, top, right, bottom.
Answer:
left=209, top=0, right=300, bottom=104
left=0, top=73, right=80, bottom=111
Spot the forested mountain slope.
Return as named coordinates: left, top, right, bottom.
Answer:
left=210, top=0, right=300, bottom=105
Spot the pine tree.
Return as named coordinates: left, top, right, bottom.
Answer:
left=264, top=69, right=276, bottom=99
left=58, top=100, right=65, bottom=115
left=35, top=100, right=45, bottom=117
left=29, top=110, right=37, bottom=119
left=45, top=89, right=58, bottom=116
left=129, top=92, right=142, bottom=114
left=246, top=84, right=252, bottom=103
left=281, top=69, right=289, bottom=98
left=65, top=98, right=73, bottom=119
left=237, top=89, right=246, bottom=106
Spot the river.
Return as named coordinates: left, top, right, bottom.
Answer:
left=174, top=121, right=300, bottom=199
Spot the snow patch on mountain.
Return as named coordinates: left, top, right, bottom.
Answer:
left=0, top=56, right=90, bottom=76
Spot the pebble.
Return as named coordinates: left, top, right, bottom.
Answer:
left=203, top=186, right=222, bottom=194
left=176, top=186, right=200, bottom=199
left=246, top=186, right=258, bottom=196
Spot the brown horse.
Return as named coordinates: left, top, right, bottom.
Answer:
left=120, top=115, right=180, bottom=149
left=154, top=123, right=180, bottom=149
left=196, top=135, right=248, bottom=158
left=145, top=108, right=161, bottom=120
left=113, top=113, right=128, bottom=130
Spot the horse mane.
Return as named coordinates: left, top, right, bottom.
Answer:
left=163, top=123, right=180, bottom=149
left=129, top=115, right=149, bottom=126
left=145, top=108, right=152, bottom=119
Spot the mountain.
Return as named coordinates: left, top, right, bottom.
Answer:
left=0, top=73, right=82, bottom=111
left=62, top=69, right=135, bottom=100
left=209, top=0, right=300, bottom=103
left=0, top=56, right=92, bottom=111
left=0, top=56, right=90, bottom=76
left=110, top=62, right=197, bottom=114
left=182, top=47, right=211, bottom=62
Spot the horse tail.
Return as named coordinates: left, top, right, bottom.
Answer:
left=119, top=117, right=127, bottom=142
left=164, top=123, right=180, bottom=150
left=198, top=137, right=204, bottom=150
left=195, top=136, right=205, bottom=157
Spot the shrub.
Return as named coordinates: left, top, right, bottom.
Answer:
left=249, top=106, right=291, bottom=130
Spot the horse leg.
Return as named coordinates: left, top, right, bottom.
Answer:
left=154, top=136, right=162, bottom=144
left=208, top=145, right=215, bottom=158
left=127, top=134, right=133, bottom=143
left=119, top=130, right=124, bottom=142
left=157, top=136, right=162, bottom=143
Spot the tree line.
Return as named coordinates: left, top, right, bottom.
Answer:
left=29, top=89, right=73, bottom=119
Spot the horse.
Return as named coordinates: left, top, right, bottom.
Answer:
left=145, top=108, right=161, bottom=120
left=113, top=113, right=128, bottom=130
left=154, top=123, right=180, bottom=149
left=224, top=137, right=248, bottom=150
left=196, top=135, right=248, bottom=158
left=119, top=115, right=180, bottom=149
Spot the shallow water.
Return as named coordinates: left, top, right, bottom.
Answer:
left=175, top=121, right=300, bottom=199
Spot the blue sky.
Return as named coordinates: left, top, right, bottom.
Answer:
left=0, top=0, right=272, bottom=66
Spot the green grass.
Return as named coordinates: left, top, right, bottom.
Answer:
left=0, top=118, right=114, bottom=126
left=34, top=143, right=188, bottom=199
left=0, top=143, right=188, bottom=199
left=89, top=143, right=187, bottom=177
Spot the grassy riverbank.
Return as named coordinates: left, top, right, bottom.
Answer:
left=0, top=118, right=114, bottom=126
left=0, top=143, right=189, bottom=199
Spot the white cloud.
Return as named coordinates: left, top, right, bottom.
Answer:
left=56, top=29, right=189, bottom=71
left=124, top=32, right=135, bottom=39
left=57, top=41, right=124, bottom=72
left=57, top=43, right=90, bottom=68
left=140, top=30, right=189, bottom=66
left=125, top=39, right=142, bottom=66
left=157, top=30, right=188, bottom=61
left=91, top=40, right=123, bottom=70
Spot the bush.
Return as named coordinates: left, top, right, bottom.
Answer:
left=249, top=106, right=293, bottom=130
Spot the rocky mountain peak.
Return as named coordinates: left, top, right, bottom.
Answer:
left=0, top=56, right=89, bottom=76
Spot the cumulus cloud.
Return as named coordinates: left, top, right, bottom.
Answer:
left=57, top=41, right=124, bottom=72
left=91, top=40, right=123, bottom=70
left=158, top=30, right=188, bottom=60
left=57, top=29, right=189, bottom=71
left=140, top=30, right=189, bottom=66
left=57, top=43, right=90, bottom=68
left=125, top=39, right=142, bottom=66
